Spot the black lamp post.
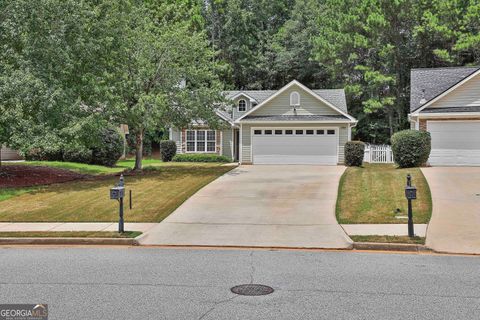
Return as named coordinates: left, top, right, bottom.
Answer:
left=405, top=174, right=417, bottom=238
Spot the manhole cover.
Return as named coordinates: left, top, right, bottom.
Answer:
left=231, top=284, right=274, bottom=296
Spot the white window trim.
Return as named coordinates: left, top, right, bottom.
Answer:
left=238, top=99, right=247, bottom=112
left=290, top=91, right=300, bottom=106
left=185, top=129, right=217, bottom=153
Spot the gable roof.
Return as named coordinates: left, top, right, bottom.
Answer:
left=232, top=80, right=355, bottom=122
left=224, top=88, right=348, bottom=113
left=410, top=66, right=480, bottom=112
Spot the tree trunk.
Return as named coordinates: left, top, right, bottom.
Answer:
left=134, top=130, right=144, bottom=171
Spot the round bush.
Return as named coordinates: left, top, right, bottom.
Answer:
left=391, top=130, right=431, bottom=168
left=25, top=146, right=63, bottom=161
left=345, top=141, right=365, bottom=166
left=90, top=128, right=124, bottom=167
left=160, top=140, right=177, bottom=162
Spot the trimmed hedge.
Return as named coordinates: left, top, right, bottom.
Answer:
left=391, top=130, right=431, bottom=168
left=172, top=154, right=231, bottom=163
left=345, top=141, right=365, bottom=167
left=63, top=145, right=93, bottom=164
left=160, top=140, right=177, bottom=162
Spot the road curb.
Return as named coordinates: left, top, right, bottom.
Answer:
left=0, top=237, right=139, bottom=246
left=353, top=242, right=431, bottom=252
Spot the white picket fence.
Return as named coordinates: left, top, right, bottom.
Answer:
left=363, top=144, right=394, bottom=163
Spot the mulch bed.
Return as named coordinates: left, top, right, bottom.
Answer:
left=0, top=165, right=88, bottom=188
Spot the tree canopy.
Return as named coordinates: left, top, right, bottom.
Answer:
left=1, top=0, right=480, bottom=161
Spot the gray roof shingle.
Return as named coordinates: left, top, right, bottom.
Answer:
left=410, top=66, right=480, bottom=112
left=420, top=106, right=480, bottom=113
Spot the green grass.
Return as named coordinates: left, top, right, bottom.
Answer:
left=0, top=164, right=234, bottom=222
left=0, top=187, right=37, bottom=202
left=350, top=235, right=425, bottom=245
left=11, top=158, right=222, bottom=175
left=0, top=231, right=141, bottom=238
left=336, top=164, right=432, bottom=224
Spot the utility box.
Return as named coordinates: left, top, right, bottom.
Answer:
left=110, top=186, right=125, bottom=200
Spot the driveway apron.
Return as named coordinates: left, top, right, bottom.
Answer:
left=422, top=167, right=480, bottom=254
left=140, top=165, right=352, bottom=249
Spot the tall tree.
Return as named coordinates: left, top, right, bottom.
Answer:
left=105, top=1, right=225, bottom=170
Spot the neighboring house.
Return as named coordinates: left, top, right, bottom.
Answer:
left=0, top=146, right=23, bottom=161
left=409, top=66, right=480, bottom=166
left=170, top=80, right=357, bottom=165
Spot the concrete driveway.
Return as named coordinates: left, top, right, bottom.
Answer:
left=422, top=167, right=480, bottom=254
left=140, top=165, right=352, bottom=249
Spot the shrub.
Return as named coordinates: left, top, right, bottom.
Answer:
left=345, top=141, right=365, bottom=166
left=172, top=154, right=231, bottom=163
left=25, top=146, right=63, bottom=161
left=63, top=145, right=93, bottom=164
left=160, top=140, right=177, bottom=162
left=90, top=127, right=124, bottom=167
left=391, top=130, right=431, bottom=168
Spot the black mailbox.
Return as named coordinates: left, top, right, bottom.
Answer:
left=405, top=185, right=417, bottom=200
left=110, top=186, right=125, bottom=200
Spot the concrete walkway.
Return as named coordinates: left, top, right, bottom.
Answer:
left=341, top=224, right=427, bottom=237
left=0, top=222, right=157, bottom=233
left=140, top=165, right=353, bottom=248
left=422, top=167, right=480, bottom=254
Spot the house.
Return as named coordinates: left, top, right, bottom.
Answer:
left=170, top=80, right=358, bottom=165
left=409, top=66, right=480, bottom=166
left=0, top=146, right=22, bottom=161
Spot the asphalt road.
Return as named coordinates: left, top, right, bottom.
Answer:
left=0, top=247, right=479, bottom=320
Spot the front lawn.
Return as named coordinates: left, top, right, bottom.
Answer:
left=0, top=164, right=234, bottom=222
left=336, top=164, right=432, bottom=224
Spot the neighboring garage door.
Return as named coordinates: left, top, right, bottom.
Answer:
left=428, top=121, right=480, bottom=166
left=252, top=128, right=338, bottom=165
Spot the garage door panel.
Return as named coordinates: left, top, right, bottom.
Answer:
left=428, top=121, right=480, bottom=166
left=252, top=128, right=338, bottom=165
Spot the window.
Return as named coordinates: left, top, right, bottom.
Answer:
left=264, top=130, right=273, bottom=135
left=290, top=91, right=300, bottom=106
left=296, top=130, right=304, bottom=135
left=327, top=129, right=335, bottom=135
left=238, top=99, right=247, bottom=112
left=274, top=130, right=283, bottom=135
left=285, top=130, right=293, bottom=135
left=317, top=129, right=325, bottom=135
left=306, top=130, right=314, bottom=135
left=185, top=130, right=216, bottom=153
left=254, top=129, right=262, bottom=135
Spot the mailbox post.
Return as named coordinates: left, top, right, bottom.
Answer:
left=405, top=174, right=417, bottom=238
left=110, top=174, right=126, bottom=233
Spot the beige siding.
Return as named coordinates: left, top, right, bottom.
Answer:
left=427, top=73, right=480, bottom=109
left=0, top=146, right=22, bottom=160
left=221, top=128, right=233, bottom=159
left=250, top=84, right=341, bottom=117
left=241, top=123, right=348, bottom=164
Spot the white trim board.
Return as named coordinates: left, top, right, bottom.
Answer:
left=235, top=80, right=356, bottom=122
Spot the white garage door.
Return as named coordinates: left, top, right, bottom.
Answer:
left=252, top=128, right=338, bottom=165
left=428, top=121, right=480, bottom=166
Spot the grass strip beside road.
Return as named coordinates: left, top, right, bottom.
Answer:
left=0, top=231, right=141, bottom=238
left=350, top=235, right=425, bottom=245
